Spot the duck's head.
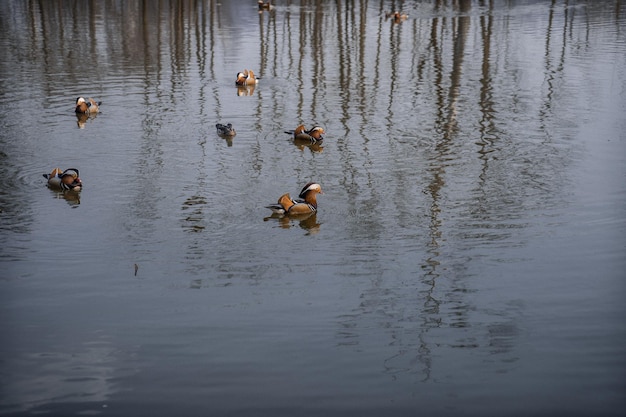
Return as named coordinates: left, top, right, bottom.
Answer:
left=75, top=97, right=89, bottom=113
left=236, top=71, right=247, bottom=85
left=299, top=182, right=323, bottom=198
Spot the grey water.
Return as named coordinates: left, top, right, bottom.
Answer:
left=0, top=1, right=625, bottom=416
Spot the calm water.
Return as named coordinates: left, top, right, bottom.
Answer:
left=1, top=0, right=625, bottom=415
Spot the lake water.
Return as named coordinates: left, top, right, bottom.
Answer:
left=0, top=0, right=625, bottom=416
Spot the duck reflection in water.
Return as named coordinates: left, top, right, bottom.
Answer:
left=47, top=188, right=81, bottom=207
left=264, top=211, right=321, bottom=234
left=236, top=84, right=256, bottom=96
left=293, top=139, right=324, bottom=153
left=76, top=112, right=98, bottom=129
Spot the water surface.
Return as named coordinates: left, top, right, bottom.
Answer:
left=0, top=1, right=625, bottom=416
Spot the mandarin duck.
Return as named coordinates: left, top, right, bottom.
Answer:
left=75, top=97, right=101, bottom=114
left=258, top=0, right=274, bottom=11
left=43, top=168, right=82, bottom=191
left=385, top=11, right=408, bottom=22
left=216, top=123, right=236, bottom=137
left=235, top=69, right=259, bottom=86
left=266, top=182, right=323, bottom=215
left=285, top=125, right=325, bottom=143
